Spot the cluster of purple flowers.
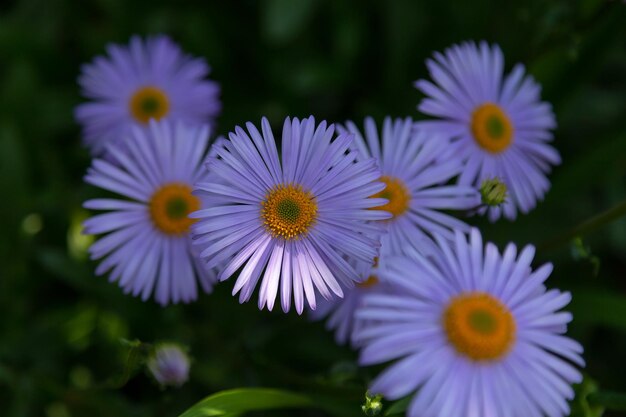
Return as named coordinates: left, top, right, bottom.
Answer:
left=77, top=36, right=582, bottom=416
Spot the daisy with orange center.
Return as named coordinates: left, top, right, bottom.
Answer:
left=192, top=116, right=390, bottom=314
left=75, top=35, right=220, bottom=156
left=416, top=41, right=561, bottom=221
left=354, top=229, right=584, bottom=417
left=83, top=120, right=216, bottom=305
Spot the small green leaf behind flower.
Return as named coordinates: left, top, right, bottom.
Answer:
left=384, top=395, right=411, bottom=416
left=104, top=338, right=150, bottom=389
left=570, top=376, right=604, bottom=417
left=570, top=237, right=601, bottom=276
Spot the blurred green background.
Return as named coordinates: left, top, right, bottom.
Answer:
left=1, top=0, right=625, bottom=416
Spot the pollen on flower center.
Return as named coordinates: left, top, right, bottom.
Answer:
left=471, top=103, right=513, bottom=153
left=443, top=292, right=516, bottom=361
left=261, top=184, right=318, bottom=240
left=130, top=86, right=170, bottom=123
left=370, top=176, right=411, bottom=219
left=149, top=183, right=200, bottom=235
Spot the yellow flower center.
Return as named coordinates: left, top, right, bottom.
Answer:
left=129, top=86, right=170, bottom=123
left=356, top=275, right=379, bottom=289
left=471, top=103, right=513, bottom=153
left=149, top=183, right=200, bottom=235
left=261, top=184, right=318, bottom=240
left=443, top=292, right=516, bottom=361
left=370, top=176, right=411, bottom=218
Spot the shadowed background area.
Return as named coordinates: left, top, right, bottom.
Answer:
left=1, top=0, right=625, bottom=416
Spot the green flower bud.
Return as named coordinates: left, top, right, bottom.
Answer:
left=480, top=177, right=508, bottom=207
left=362, top=392, right=383, bottom=416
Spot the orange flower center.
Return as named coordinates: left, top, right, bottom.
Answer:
left=370, top=176, right=410, bottom=219
left=356, top=275, right=379, bottom=289
left=149, top=183, right=200, bottom=235
left=261, top=184, right=318, bottom=240
left=129, top=86, right=170, bottom=123
left=443, top=292, right=516, bottom=361
left=471, top=103, right=513, bottom=153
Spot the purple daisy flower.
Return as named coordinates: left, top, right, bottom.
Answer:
left=75, top=35, right=220, bottom=155
left=354, top=228, right=584, bottom=417
left=83, top=120, right=216, bottom=305
left=191, top=116, right=390, bottom=314
left=415, top=41, right=560, bottom=221
left=147, top=343, right=190, bottom=388
left=341, top=117, right=479, bottom=256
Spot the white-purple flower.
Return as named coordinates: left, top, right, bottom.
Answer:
left=191, top=116, right=390, bottom=314
left=76, top=35, right=220, bottom=155
left=354, top=228, right=584, bottom=417
left=415, top=41, right=560, bottom=221
left=341, top=117, right=479, bottom=256
left=147, top=343, right=190, bottom=388
left=83, top=120, right=216, bottom=305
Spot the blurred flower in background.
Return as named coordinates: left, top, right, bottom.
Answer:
left=75, top=35, right=221, bottom=155
left=310, top=256, right=399, bottom=347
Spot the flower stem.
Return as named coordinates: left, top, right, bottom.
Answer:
left=539, top=198, right=626, bottom=251
left=587, top=391, right=626, bottom=411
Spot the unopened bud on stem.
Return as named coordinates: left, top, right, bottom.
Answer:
left=147, top=343, right=190, bottom=388
left=480, top=177, right=507, bottom=207
left=362, top=392, right=383, bottom=416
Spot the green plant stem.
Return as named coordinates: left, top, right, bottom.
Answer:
left=587, top=391, right=626, bottom=411
left=539, top=198, right=626, bottom=251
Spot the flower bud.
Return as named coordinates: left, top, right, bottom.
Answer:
left=147, top=343, right=190, bottom=388
left=480, top=177, right=507, bottom=207
left=361, top=392, right=383, bottom=416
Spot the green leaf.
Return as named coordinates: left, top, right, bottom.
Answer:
left=570, top=377, right=604, bottom=417
left=569, top=289, right=626, bottom=332
left=384, top=396, right=411, bottom=416
left=178, top=388, right=314, bottom=417
left=100, top=339, right=147, bottom=389
left=569, top=237, right=600, bottom=276
left=588, top=391, right=626, bottom=411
